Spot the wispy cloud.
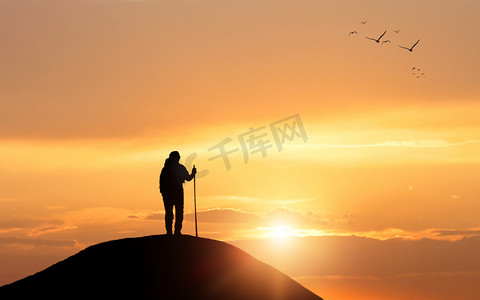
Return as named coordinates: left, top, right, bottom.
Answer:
left=294, top=270, right=480, bottom=281
left=265, top=207, right=315, bottom=226
left=0, top=237, right=78, bottom=248
left=201, top=195, right=263, bottom=202
left=0, top=216, right=63, bottom=232
left=185, top=208, right=261, bottom=224
left=144, top=212, right=163, bottom=221
left=202, top=195, right=314, bottom=205
left=432, top=229, right=480, bottom=238
left=295, top=139, right=480, bottom=149
left=29, top=226, right=78, bottom=237
left=55, top=207, right=136, bottom=226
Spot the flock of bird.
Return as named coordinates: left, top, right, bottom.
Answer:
left=349, top=20, right=425, bottom=79
left=349, top=21, right=420, bottom=52
left=412, top=67, right=426, bottom=79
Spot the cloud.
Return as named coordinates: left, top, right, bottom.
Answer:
left=184, top=208, right=261, bottom=224
left=0, top=207, right=149, bottom=244
left=304, top=139, right=480, bottom=149
left=144, top=212, right=164, bottom=221
left=202, top=195, right=262, bottom=202
left=143, top=207, right=341, bottom=233
left=56, top=207, right=135, bottom=225
left=293, top=271, right=480, bottom=300
left=0, top=237, right=77, bottom=248
left=264, top=207, right=336, bottom=227
left=0, top=207, right=134, bottom=234
left=232, top=235, right=480, bottom=279
left=338, top=228, right=480, bottom=241
left=29, top=226, right=78, bottom=237
left=0, top=216, right=63, bottom=232
left=265, top=207, right=311, bottom=225
left=432, top=229, right=480, bottom=237
left=143, top=208, right=261, bottom=224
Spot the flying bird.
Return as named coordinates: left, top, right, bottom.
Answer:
left=360, top=21, right=367, bottom=24
left=399, top=39, right=420, bottom=52
left=349, top=31, right=358, bottom=35
left=382, top=40, right=391, bottom=44
left=394, top=30, right=400, bottom=33
left=412, top=67, right=416, bottom=70
left=365, top=30, right=386, bottom=43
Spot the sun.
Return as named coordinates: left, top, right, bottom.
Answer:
left=259, top=225, right=297, bottom=240
left=270, top=225, right=295, bottom=239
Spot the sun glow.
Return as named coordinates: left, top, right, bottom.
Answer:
left=256, top=225, right=329, bottom=241
left=259, top=225, right=298, bottom=240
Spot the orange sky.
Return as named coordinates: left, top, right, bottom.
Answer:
left=1, top=0, right=480, bottom=299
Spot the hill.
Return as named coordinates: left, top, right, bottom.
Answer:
left=0, top=235, right=322, bottom=300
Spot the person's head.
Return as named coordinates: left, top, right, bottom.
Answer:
left=168, top=151, right=180, bottom=163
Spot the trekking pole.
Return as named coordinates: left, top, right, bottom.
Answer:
left=193, top=165, right=198, bottom=237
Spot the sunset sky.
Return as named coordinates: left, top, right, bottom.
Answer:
left=1, top=0, right=480, bottom=299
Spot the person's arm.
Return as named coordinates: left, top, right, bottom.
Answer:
left=185, top=166, right=197, bottom=182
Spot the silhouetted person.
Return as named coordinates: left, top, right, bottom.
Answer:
left=159, top=151, right=196, bottom=236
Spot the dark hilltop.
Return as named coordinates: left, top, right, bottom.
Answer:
left=0, top=235, right=323, bottom=300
